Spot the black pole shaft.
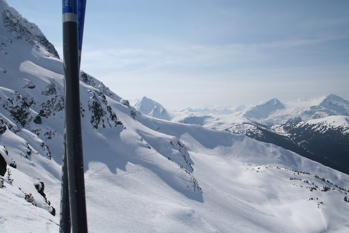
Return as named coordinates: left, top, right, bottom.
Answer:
left=60, top=146, right=71, bottom=233
left=62, top=11, right=88, bottom=233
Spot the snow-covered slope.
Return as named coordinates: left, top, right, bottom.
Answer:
left=133, top=96, right=172, bottom=120
left=0, top=1, right=349, bottom=232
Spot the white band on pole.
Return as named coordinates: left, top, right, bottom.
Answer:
left=63, top=13, right=78, bottom=23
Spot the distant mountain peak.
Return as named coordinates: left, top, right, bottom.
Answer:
left=261, top=98, right=283, bottom=106
left=320, top=94, right=349, bottom=105
left=315, top=94, right=349, bottom=116
left=243, top=98, right=285, bottom=120
left=133, top=96, right=171, bottom=120
left=324, top=93, right=344, bottom=100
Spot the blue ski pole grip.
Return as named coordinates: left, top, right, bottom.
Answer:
left=63, top=0, right=78, bottom=23
left=77, top=0, right=86, bottom=53
left=63, top=0, right=77, bottom=14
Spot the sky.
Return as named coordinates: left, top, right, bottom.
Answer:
left=6, top=0, right=349, bottom=110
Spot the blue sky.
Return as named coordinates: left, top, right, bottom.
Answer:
left=6, top=0, right=349, bottom=109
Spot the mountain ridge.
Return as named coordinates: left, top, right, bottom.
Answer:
left=0, top=0, right=59, bottom=58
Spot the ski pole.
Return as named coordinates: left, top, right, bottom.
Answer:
left=60, top=145, right=71, bottom=232
left=61, top=0, right=88, bottom=232
left=77, top=0, right=86, bottom=66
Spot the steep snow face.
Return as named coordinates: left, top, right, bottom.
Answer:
left=133, top=96, right=171, bottom=120
left=243, top=98, right=285, bottom=120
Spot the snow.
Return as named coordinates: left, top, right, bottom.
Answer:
left=0, top=167, right=58, bottom=233
left=0, top=1, right=349, bottom=232
left=296, top=115, right=349, bottom=134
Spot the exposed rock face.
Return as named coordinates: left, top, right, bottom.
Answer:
left=0, top=152, right=6, bottom=176
left=34, top=181, right=56, bottom=216
left=3, top=91, right=34, bottom=127
left=89, top=91, right=123, bottom=129
left=0, top=118, right=7, bottom=134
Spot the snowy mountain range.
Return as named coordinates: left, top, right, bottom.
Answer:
left=140, top=95, right=349, bottom=175
left=1, top=1, right=349, bottom=232
left=243, top=94, right=349, bottom=126
left=166, top=94, right=349, bottom=125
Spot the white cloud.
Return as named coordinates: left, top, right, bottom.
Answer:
left=81, top=34, right=346, bottom=82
